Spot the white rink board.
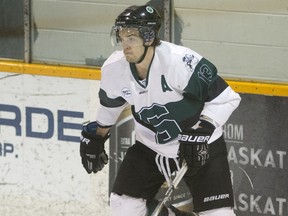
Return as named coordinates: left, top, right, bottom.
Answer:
left=0, top=72, right=111, bottom=216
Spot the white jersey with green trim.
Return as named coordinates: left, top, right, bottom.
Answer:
left=96, top=41, right=241, bottom=158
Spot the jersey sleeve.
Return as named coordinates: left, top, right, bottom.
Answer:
left=181, top=56, right=241, bottom=127
left=182, top=57, right=218, bottom=100
left=96, top=88, right=128, bottom=126
left=95, top=55, right=129, bottom=126
left=200, top=84, right=241, bottom=127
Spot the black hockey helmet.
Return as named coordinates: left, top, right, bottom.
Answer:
left=111, top=5, right=161, bottom=46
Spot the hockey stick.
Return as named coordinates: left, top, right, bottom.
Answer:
left=151, top=160, right=188, bottom=216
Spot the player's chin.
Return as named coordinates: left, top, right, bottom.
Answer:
left=125, top=56, right=137, bottom=63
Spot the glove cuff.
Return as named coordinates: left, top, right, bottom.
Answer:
left=200, top=115, right=217, bottom=128
left=199, top=119, right=215, bottom=131
left=82, top=121, right=110, bottom=141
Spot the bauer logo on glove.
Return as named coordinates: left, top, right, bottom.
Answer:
left=178, top=134, right=210, bottom=143
left=80, top=136, right=91, bottom=145
left=178, top=119, right=215, bottom=171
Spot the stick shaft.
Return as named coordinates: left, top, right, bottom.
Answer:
left=151, top=161, right=188, bottom=216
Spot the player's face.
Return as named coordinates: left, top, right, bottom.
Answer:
left=118, top=28, right=145, bottom=63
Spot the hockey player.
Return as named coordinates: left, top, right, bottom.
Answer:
left=80, top=5, right=241, bottom=216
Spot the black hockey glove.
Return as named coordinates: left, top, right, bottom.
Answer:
left=80, top=121, right=109, bottom=174
left=178, top=120, right=215, bottom=170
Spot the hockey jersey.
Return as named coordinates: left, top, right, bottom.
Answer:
left=96, top=41, right=241, bottom=158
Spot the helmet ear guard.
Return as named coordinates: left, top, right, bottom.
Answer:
left=140, top=27, right=155, bottom=43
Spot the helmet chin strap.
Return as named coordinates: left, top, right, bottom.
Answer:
left=136, top=45, right=149, bottom=64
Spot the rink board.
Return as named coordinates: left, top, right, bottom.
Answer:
left=0, top=72, right=111, bottom=216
